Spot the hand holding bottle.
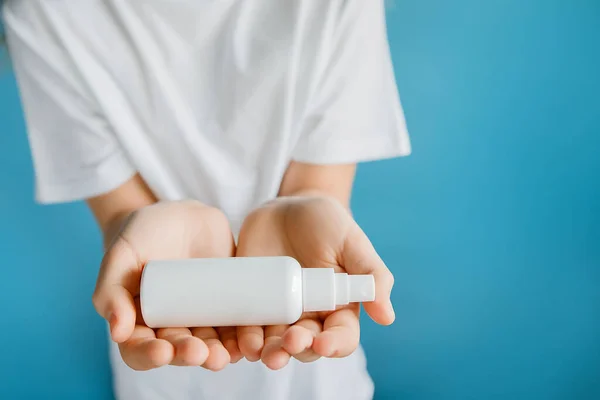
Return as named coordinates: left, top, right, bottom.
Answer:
left=91, top=201, right=239, bottom=371
left=235, top=195, right=395, bottom=369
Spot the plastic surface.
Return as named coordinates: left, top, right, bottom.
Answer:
left=302, top=269, right=376, bottom=312
left=141, top=256, right=374, bottom=328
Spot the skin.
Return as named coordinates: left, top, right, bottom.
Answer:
left=90, top=162, right=395, bottom=371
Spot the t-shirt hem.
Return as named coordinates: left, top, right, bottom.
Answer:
left=35, top=152, right=137, bottom=204
left=291, top=134, right=412, bottom=165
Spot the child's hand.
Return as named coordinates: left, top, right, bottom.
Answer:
left=92, top=200, right=240, bottom=371
left=235, top=195, right=395, bottom=369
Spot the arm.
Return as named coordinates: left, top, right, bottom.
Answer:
left=278, top=161, right=356, bottom=207
left=86, top=174, right=157, bottom=247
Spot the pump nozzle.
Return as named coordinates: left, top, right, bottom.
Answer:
left=348, top=274, right=376, bottom=303
left=302, top=269, right=375, bottom=312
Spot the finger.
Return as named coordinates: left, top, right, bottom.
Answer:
left=282, top=318, right=322, bottom=363
left=192, top=327, right=230, bottom=371
left=156, top=328, right=209, bottom=366
left=217, top=327, right=243, bottom=363
left=119, top=325, right=174, bottom=371
left=93, top=285, right=137, bottom=343
left=342, top=226, right=396, bottom=325
left=261, top=325, right=291, bottom=370
left=237, top=326, right=264, bottom=362
left=313, top=308, right=360, bottom=358
left=93, top=238, right=142, bottom=343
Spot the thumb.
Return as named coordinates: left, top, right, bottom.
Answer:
left=342, top=225, right=395, bottom=325
left=92, top=238, right=140, bottom=343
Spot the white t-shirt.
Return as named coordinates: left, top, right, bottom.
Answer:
left=4, top=0, right=411, bottom=399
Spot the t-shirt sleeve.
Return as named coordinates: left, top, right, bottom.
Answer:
left=292, top=0, right=411, bottom=165
left=4, top=2, right=136, bottom=204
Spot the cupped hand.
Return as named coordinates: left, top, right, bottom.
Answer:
left=235, top=195, right=395, bottom=369
left=92, top=200, right=241, bottom=371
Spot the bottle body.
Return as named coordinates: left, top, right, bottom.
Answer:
left=141, top=256, right=303, bottom=328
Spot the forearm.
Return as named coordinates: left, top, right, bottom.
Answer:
left=278, top=161, right=356, bottom=208
left=86, top=174, right=157, bottom=248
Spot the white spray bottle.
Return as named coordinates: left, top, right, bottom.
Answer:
left=140, top=256, right=375, bottom=328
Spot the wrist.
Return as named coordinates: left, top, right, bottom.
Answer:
left=102, top=210, right=135, bottom=250
left=100, top=199, right=205, bottom=248
left=277, top=189, right=351, bottom=211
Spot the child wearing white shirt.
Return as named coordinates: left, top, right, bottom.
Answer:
left=4, top=0, right=410, bottom=399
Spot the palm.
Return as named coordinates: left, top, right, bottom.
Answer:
left=94, top=201, right=239, bottom=371
left=236, top=196, right=377, bottom=369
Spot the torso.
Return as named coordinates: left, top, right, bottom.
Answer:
left=45, top=0, right=339, bottom=231
left=3, top=1, right=406, bottom=397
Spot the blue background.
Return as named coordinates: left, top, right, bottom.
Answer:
left=1, top=0, right=599, bottom=399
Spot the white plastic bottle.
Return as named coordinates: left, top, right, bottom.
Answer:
left=140, top=256, right=375, bottom=328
